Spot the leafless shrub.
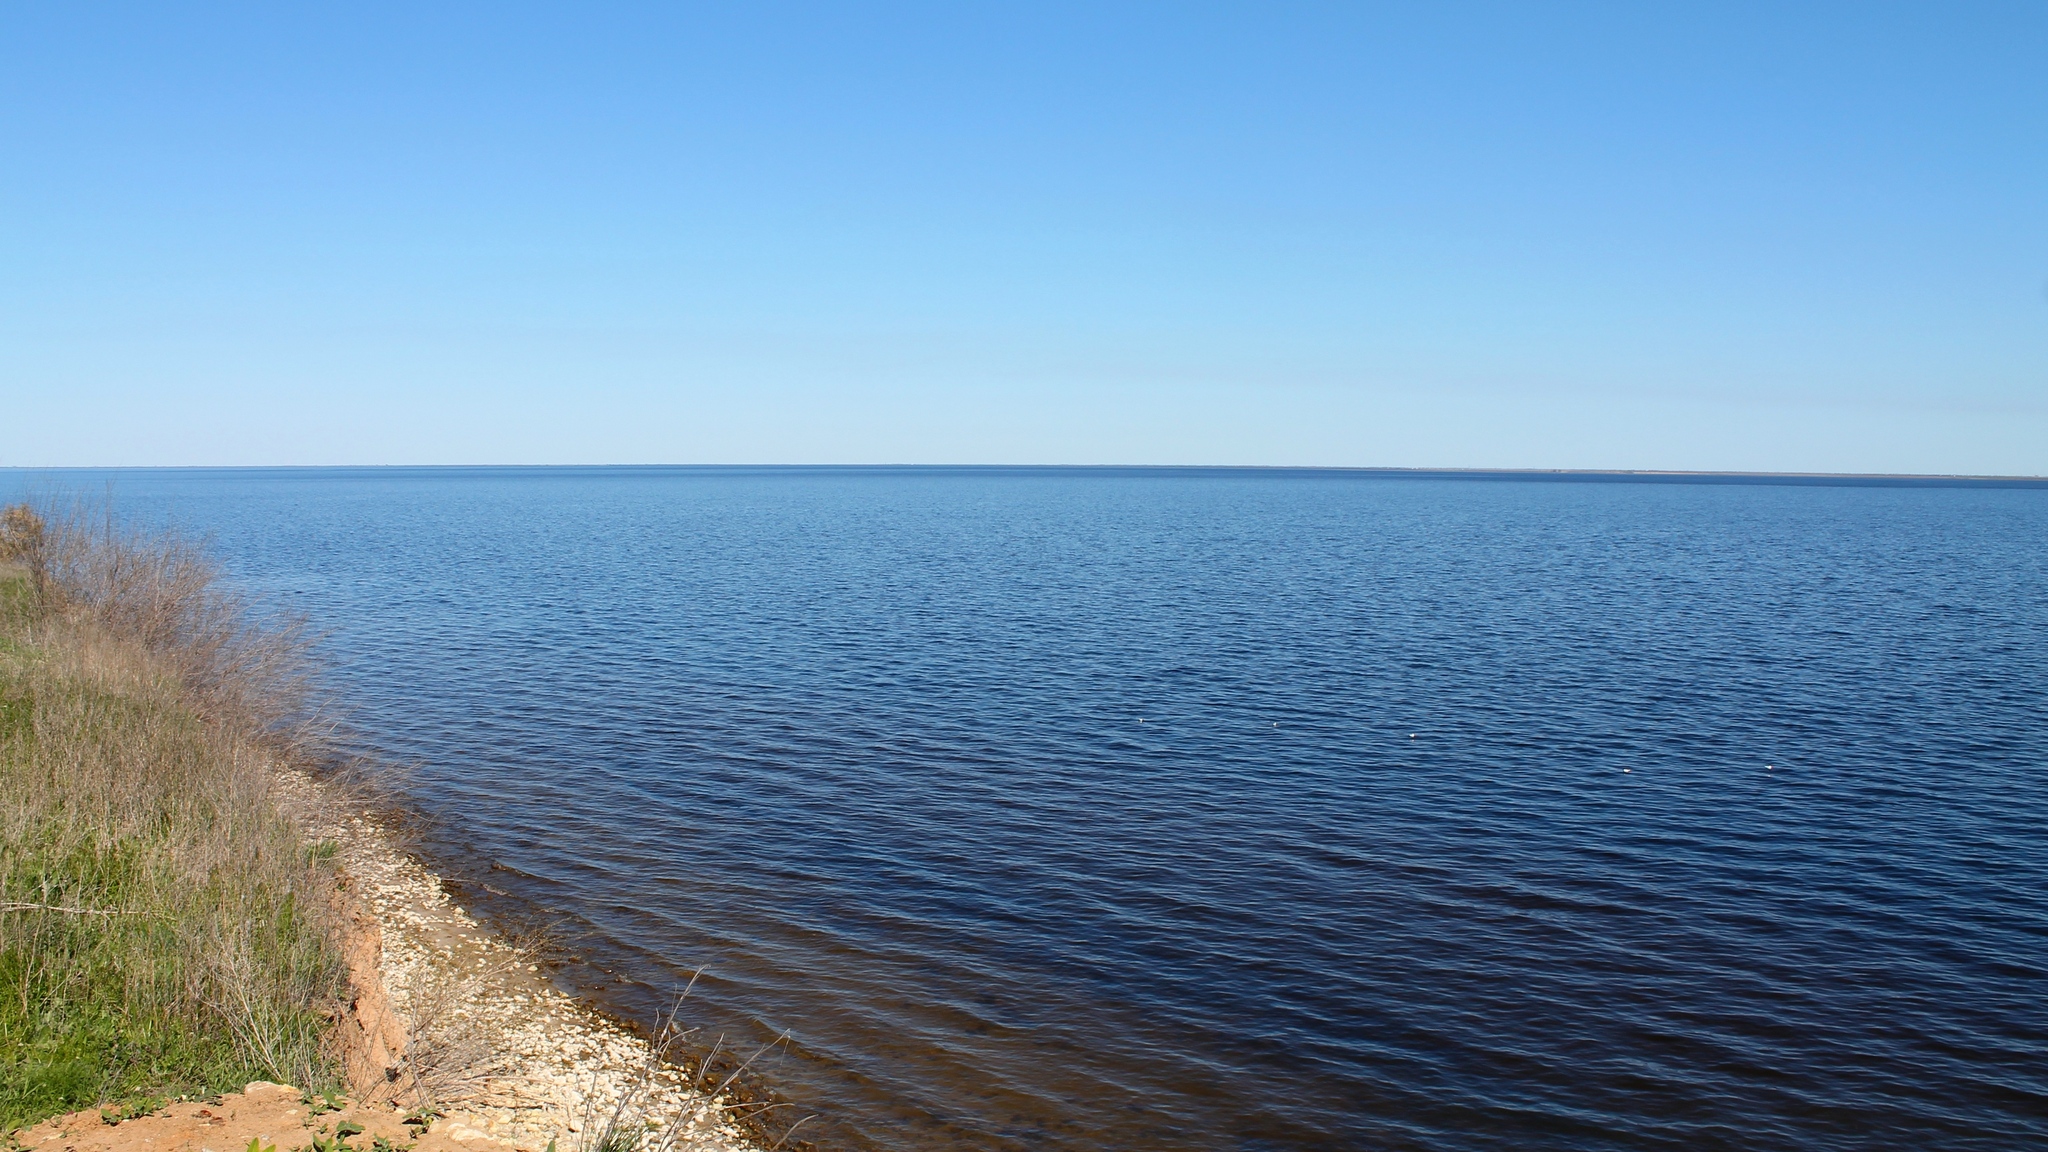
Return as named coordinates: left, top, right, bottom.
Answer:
left=0, top=503, right=44, bottom=566
left=399, top=957, right=518, bottom=1106
left=198, top=914, right=334, bottom=1090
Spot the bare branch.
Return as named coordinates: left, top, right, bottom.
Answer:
left=0, top=901, right=148, bottom=917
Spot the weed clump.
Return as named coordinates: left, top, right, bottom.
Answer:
left=0, top=501, right=344, bottom=1130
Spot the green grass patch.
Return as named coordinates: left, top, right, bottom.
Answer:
left=0, top=573, right=34, bottom=629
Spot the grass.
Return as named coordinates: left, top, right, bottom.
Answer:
left=0, top=502, right=345, bottom=1131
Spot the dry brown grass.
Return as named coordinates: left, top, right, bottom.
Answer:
left=18, top=499, right=320, bottom=739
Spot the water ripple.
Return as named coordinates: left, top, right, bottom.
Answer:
left=47, top=467, right=2048, bottom=1152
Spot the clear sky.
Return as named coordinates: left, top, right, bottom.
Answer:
left=4, top=3, right=2045, bottom=472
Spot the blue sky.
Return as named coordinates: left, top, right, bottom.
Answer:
left=4, top=3, right=2044, bottom=472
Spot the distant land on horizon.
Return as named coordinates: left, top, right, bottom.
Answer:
left=5, top=464, right=2047, bottom=488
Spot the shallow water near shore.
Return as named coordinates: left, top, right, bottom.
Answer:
left=12, top=466, right=2047, bottom=1150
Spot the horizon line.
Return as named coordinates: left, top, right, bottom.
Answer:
left=5, top=463, right=2046, bottom=486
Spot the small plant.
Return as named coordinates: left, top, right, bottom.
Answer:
left=589, top=1123, right=642, bottom=1152
left=370, top=1136, right=414, bottom=1152
left=246, top=1139, right=278, bottom=1152
left=308, top=1122, right=364, bottom=1152
left=98, top=1098, right=163, bottom=1125
left=303, top=1091, right=345, bottom=1116
left=401, top=1106, right=443, bottom=1134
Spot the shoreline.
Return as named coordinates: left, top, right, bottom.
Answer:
left=10, top=769, right=764, bottom=1152
left=291, top=767, right=765, bottom=1152
left=0, top=511, right=774, bottom=1151
left=8, top=766, right=770, bottom=1147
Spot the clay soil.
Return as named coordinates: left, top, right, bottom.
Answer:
left=14, top=1081, right=527, bottom=1152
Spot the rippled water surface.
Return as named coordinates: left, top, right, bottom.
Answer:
left=17, top=467, right=2047, bottom=1151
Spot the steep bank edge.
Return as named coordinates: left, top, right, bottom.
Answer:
left=282, top=767, right=760, bottom=1152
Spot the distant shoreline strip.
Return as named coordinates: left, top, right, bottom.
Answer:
left=2, top=464, right=2045, bottom=487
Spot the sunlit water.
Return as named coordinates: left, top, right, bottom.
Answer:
left=11, top=467, right=2046, bottom=1151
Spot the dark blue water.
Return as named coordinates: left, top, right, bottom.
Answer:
left=8, top=467, right=2046, bottom=1151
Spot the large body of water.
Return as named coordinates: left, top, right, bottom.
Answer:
left=9, top=467, right=2046, bottom=1151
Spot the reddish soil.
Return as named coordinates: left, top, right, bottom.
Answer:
left=11, top=1083, right=531, bottom=1152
